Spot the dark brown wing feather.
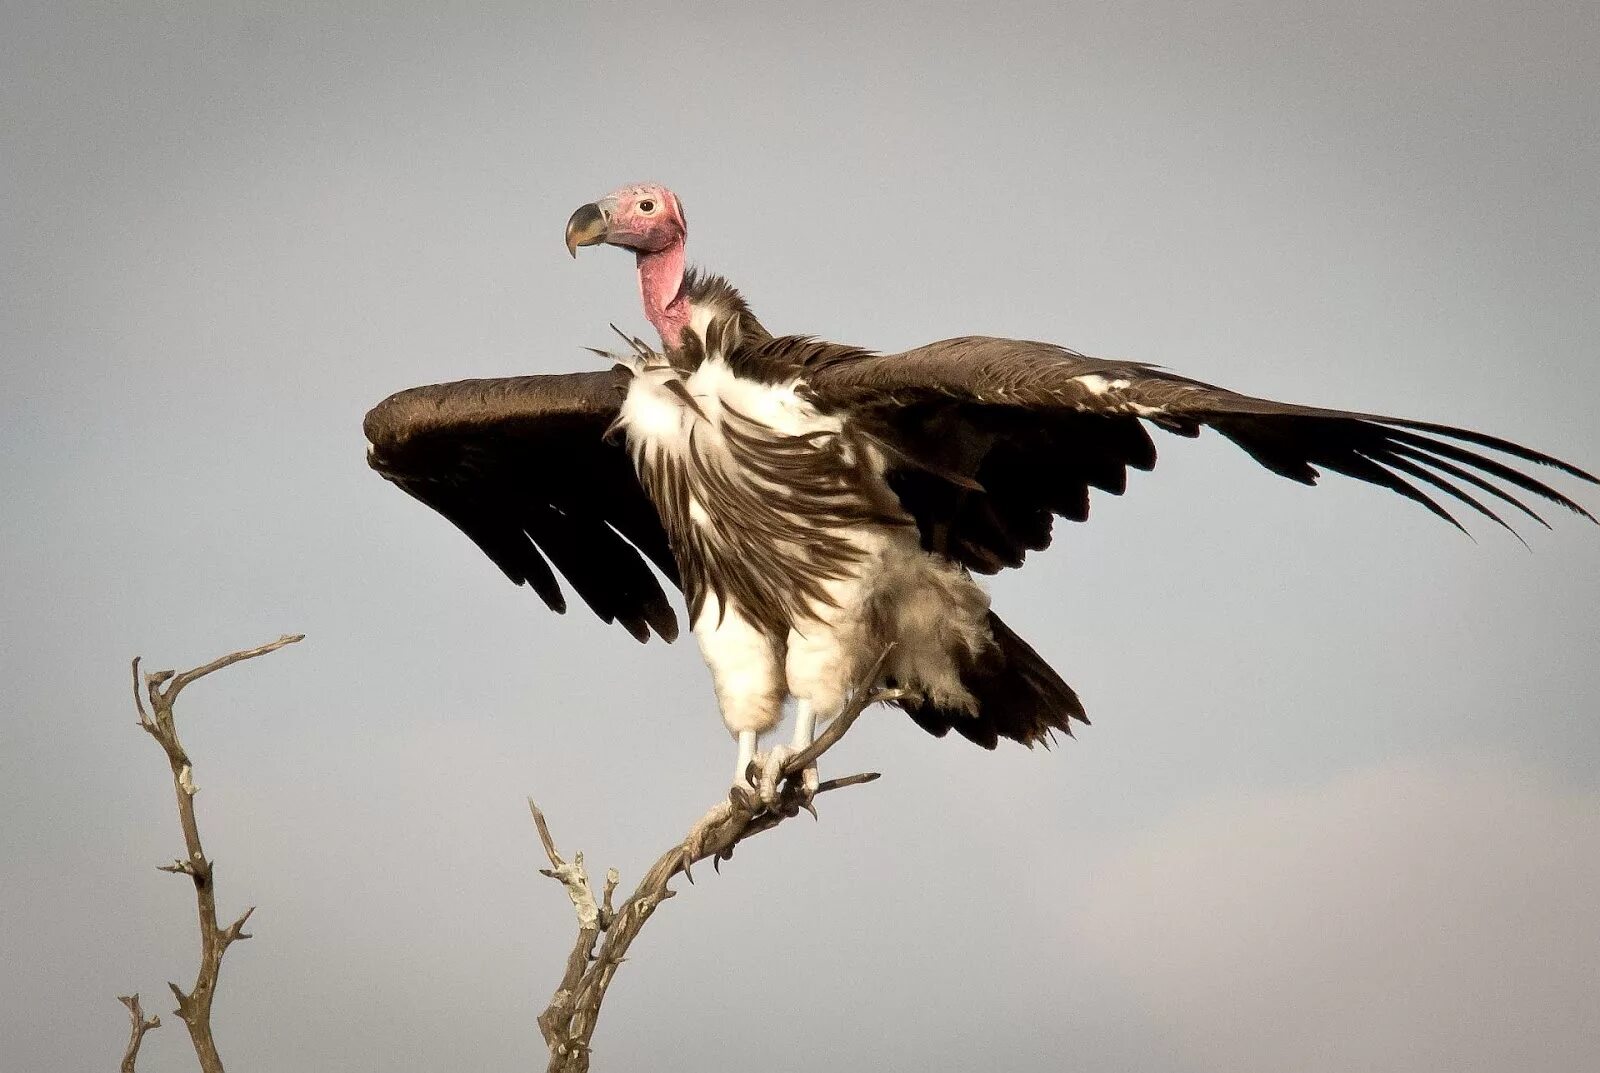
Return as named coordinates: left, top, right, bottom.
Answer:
left=803, top=336, right=1596, bottom=572
left=364, top=369, right=680, bottom=642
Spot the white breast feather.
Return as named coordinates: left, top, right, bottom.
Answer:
left=618, top=353, right=992, bottom=722
left=689, top=358, right=841, bottom=439
left=687, top=303, right=716, bottom=346
left=618, top=357, right=849, bottom=480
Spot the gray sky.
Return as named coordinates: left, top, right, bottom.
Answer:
left=4, top=3, right=1598, bottom=1071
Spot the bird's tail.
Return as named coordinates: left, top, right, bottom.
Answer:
left=897, top=612, right=1088, bottom=749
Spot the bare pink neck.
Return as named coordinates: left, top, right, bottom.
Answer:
left=636, top=240, right=689, bottom=349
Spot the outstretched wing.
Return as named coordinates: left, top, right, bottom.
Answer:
left=364, top=369, right=680, bottom=642
left=801, top=335, right=1597, bottom=573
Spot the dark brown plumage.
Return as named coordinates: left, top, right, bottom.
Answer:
left=364, top=370, right=679, bottom=642
left=366, top=268, right=1596, bottom=751
left=795, top=335, right=1597, bottom=569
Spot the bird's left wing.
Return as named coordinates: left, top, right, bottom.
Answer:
left=364, top=369, right=680, bottom=642
left=800, top=335, right=1596, bottom=572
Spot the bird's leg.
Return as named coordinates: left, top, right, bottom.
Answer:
left=757, top=700, right=819, bottom=809
left=733, top=729, right=759, bottom=794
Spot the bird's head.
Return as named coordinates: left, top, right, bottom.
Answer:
left=565, top=183, right=686, bottom=258
left=567, top=183, right=691, bottom=349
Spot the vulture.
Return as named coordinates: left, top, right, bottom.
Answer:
left=365, top=182, right=1596, bottom=804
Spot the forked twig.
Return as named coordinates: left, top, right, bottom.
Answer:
left=117, top=994, right=160, bottom=1073
left=124, top=633, right=303, bottom=1073
left=531, top=653, right=894, bottom=1072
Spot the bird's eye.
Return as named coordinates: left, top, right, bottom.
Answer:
left=638, top=199, right=657, bottom=213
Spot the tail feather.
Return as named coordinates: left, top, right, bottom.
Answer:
left=898, top=612, right=1088, bottom=749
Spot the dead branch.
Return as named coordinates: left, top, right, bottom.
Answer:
left=531, top=671, right=894, bottom=1072
left=117, top=994, right=160, bottom=1073
left=127, top=633, right=303, bottom=1073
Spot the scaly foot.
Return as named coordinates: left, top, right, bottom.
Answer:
left=757, top=744, right=819, bottom=813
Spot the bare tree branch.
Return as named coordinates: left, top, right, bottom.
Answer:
left=117, top=994, right=160, bottom=1073
left=532, top=668, right=894, bottom=1072
left=125, top=634, right=303, bottom=1073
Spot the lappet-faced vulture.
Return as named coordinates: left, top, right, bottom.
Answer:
left=365, top=182, right=1596, bottom=803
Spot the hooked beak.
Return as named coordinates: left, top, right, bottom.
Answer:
left=564, top=198, right=615, bottom=258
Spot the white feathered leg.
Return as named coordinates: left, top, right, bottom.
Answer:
left=695, top=597, right=784, bottom=798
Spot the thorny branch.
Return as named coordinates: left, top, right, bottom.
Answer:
left=126, top=633, right=303, bottom=1073
left=531, top=656, right=895, bottom=1073
left=117, top=994, right=160, bottom=1073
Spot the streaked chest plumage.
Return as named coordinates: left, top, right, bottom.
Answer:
left=614, top=353, right=912, bottom=639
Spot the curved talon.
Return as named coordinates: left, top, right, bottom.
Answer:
left=681, top=800, right=735, bottom=881
left=797, top=761, right=820, bottom=801
left=733, top=771, right=755, bottom=799
left=731, top=750, right=767, bottom=808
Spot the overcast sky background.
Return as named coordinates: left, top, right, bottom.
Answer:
left=4, top=3, right=1598, bottom=1071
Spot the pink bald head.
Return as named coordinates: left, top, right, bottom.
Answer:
left=565, top=183, right=691, bottom=348
left=590, top=182, right=686, bottom=253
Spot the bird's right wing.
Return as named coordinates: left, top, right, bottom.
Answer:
left=800, top=335, right=1596, bottom=572
left=364, top=369, right=680, bottom=642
